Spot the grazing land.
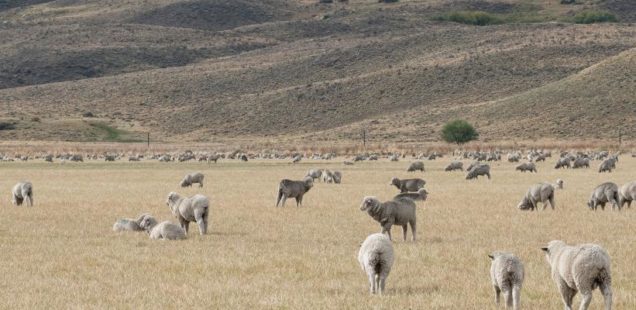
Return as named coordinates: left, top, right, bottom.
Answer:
left=1, top=156, right=635, bottom=308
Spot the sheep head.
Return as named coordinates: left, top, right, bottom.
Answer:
left=360, top=196, right=379, bottom=211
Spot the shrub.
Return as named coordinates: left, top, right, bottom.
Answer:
left=573, top=11, right=617, bottom=24
left=441, top=120, right=479, bottom=144
left=0, top=122, right=16, bottom=130
left=435, top=11, right=502, bottom=26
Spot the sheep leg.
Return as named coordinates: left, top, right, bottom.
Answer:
left=493, top=286, right=501, bottom=305
left=199, top=182, right=203, bottom=188
left=280, top=195, right=287, bottom=208
left=599, top=280, right=612, bottom=310
left=195, top=208, right=208, bottom=235
left=379, top=276, right=386, bottom=296
left=410, top=220, right=416, bottom=242
left=502, top=287, right=512, bottom=309
left=549, top=193, right=555, bottom=210
left=558, top=282, right=575, bottom=310
left=381, top=224, right=392, bottom=241
left=402, top=225, right=408, bottom=241
left=179, top=218, right=189, bottom=235
left=578, top=290, right=592, bottom=310
left=486, top=172, right=491, bottom=179
left=368, top=273, right=376, bottom=294
left=512, top=285, right=521, bottom=310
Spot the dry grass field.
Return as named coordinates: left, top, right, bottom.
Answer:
left=1, top=156, right=635, bottom=308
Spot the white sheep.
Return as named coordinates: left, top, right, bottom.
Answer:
left=542, top=240, right=612, bottom=310
left=166, top=192, right=209, bottom=235
left=358, top=233, right=394, bottom=295
left=138, top=215, right=186, bottom=240
left=12, top=181, right=33, bottom=206
left=618, top=181, right=636, bottom=209
left=489, top=252, right=524, bottom=310
left=180, top=172, right=204, bottom=188
left=112, top=214, right=148, bottom=232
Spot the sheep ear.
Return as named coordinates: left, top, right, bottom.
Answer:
left=541, top=247, right=549, bottom=253
left=488, top=254, right=494, bottom=260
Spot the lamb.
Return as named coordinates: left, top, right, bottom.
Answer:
left=139, top=215, right=186, bottom=240
left=517, top=183, right=555, bottom=211
left=466, top=164, right=491, bottom=180
left=393, top=188, right=428, bottom=202
left=588, top=182, right=619, bottom=211
left=12, top=181, right=33, bottom=206
left=515, top=162, right=537, bottom=173
left=360, top=196, right=416, bottom=241
left=306, top=169, right=323, bottom=182
left=358, top=233, right=394, bottom=295
left=407, top=161, right=425, bottom=172
left=598, top=158, right=616, bottom=173
left=444, top=161, right=464, bottom=171
left=322, top=170, right=334, bottom=183
left=112, top=214, right=148, bottom=232
left=618, top=181, right=636, bottom=209
left=166, top=192, right=210, bottom=235
left=541, top=240, right=612, bottom=310
left=489, top=252, right=524, bottom=310
left=180, top=172, right=204, bottom=188
left=276, top=177, right=314, bottom=207
left=555, top=157, right=571, bottom=169
left=572, top=157, right=590, bottom=169
left=390, top=177, right=426, bottom=193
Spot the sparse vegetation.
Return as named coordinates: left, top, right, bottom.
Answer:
left=434, top=11, right=503, bottom=26
left=0, top=121, right=16, bottom=130
left=441, top=120, right=479, bottom=144
left=573, top=10, right=618, bottom=24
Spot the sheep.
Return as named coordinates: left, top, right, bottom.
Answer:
left=572, top=157, right=590, bottom=169
left=180, top=172, right=204, bottom=188
left=517, top=183, right=555, bottom=211
left=276, top=177, right=313, bottom=207
left=358, top=233, right=394, bottom=295
left=489, top=252, right=524, bottom=310
left=12, top=181, right=33, bottom=207
left=466, top=164, right=491, bottom=180
left=555, top=179, right=564, bottom=190
left=166, top=192, right=209, bottom=235
left=332, top=171, right=342, bottom=184
left=112, top=214, right=148, bottom=232
left=360, top=196, right=416, bottom=241
left=343, top=161, right=354, bottom=166
left=444, top=161, right=464, bottom=171
left=104, top=155, right=116, bottom=162
left=466, top=161, right=482, bottom=172
left=407, top=161, right=425, bottom=172
left=389, top=154, right=399, bottom=161
left=292, top=155, right=302, bottom=164
left=207, top=154, right=220, bottom=163
left=555, top=157, right=571, bottom=169
left=598, top=158, right=616, bottom=173
left=393, top=188, right=428, bottom=202
left=322, top=169, right=334, bottom=183
left=541, top=240, right=612, bottom=310
left=588, top=182, right=620, bottom=211
left=44, top=154, right=53, bottom=162
left=139, top=215, right=186, bottom=240
left=306, top=169, right=323, bottom=181
left=390, top=177, right=426, bottom=193
left=618, top=181, right=636, bottom=209
left=515, top=162, right=537, bottom=173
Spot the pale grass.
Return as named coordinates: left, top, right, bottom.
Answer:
left=0, top=157, right=635, bottom=308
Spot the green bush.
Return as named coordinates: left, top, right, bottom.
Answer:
left=435, top=11, right=502, bottom=26
left=573, top=11, right=617, bottom=24
left=441, top=120, right=479, bottom=144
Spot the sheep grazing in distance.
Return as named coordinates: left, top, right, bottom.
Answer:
left=180, top=172, right=204, bottom=188
left=618, top=181, right=636, bottom=209
left=407, top=161, right=425, bottom=172
left=44, top=154, right=53, bottom=162
left=393, top=188, right=428, bottom=202
left=444, top=161, right=463, bottom=171
left=343, top=161, right=354, bottom=166
left=332, top=171, right=342, bottom=184
left=517, top=183, right=555, bottom=211
left=306, top=169, right=323, bottom=182
left=207, top=154, right=220, bottom=163
left=554, top=157, right=571, bottom=169
left=542, top=240, right=612, bottom=310
left=572, top=157, right=590, bottom=169
left=466, top=164, right=491, bottom=180
left=489, top=252, right=524, bottom=310
left=390, top=177, right=425, bottom=193
left=166, top=192, right=210, bottom=235
left=515, top=162, right=537, bottom=173
left=292, top=155, right=302, bottom=164
left=113, top=214, right=148, bottom=232
left=12, top=181, right=33, bottom=206
left=322, top=169, right=334, bottom=183
left=276, top=177, right=314, bottom=207
left=598, top=157, right=616, bottom=173
left=358, top=233, right=394, bottom=295
left=360, top=196, right=416, bottom=241
left=139, top=215, right=186, bottom=240
left=588, top=182, right=620, bottom=211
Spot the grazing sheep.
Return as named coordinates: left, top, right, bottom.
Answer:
left=598, top=158, right=616, bottom=173
left=276, top=177, right=314, bottom=207
left=322, top=169, right=334, bottom=183
left=240, top=154, right=248, bottom=162
left=166, top=192, right=209, bottom=235
left=292, top=155, right=302, bottom=164
left=112, top=214, right=148, bottom=232
left=104, top=155, right=116, bottom=162
left=466, top=161, right=481, bottom=172
left=407, top=161, right=425, bottom=172
left=360, top=196, right=416, bottom=241
left=618, top=181, right=636, bottom=209
left=555, top=179, right=564, bottom=189
left=489, top=252, right=524, bottom=310
left=541, top=240, right=612, bottom=310
left=517, top=183, right=555, bottom=211
left=389, top=154, right=399, bottom=162
left=207, top=154, right=220, bottom=163
left=44, top=154, right=53, bottom=162
left=515, top=162, right=537, bottom=173
left=332, top=171, right=342, bottom=184
left=390, top=177, right=426, bottom=193
left=572, top=157, right=590, bottom=169
left=393, top=188, right=428, bottom=202
left=445, top=161, right=464, bottom=171
left=466, top=164, right=491, bottom=180
left=180, top=172, right=204, bottom=188
left=343, top=161, right=354, bottom=166
left=554, top=157, right=571, bottom=169
left=12, top=181, right=33, bottom=207
left=358, top=233, right=394, bottom=295
left=306, top=169, right=323, bottom=181
left=139, top=215, right=186, bottom=240
left=588, top=182, right=620, bottom=211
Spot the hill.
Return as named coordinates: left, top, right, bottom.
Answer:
left=0, top=0, right=634, bottom=144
